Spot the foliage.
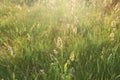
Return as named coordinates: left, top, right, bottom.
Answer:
left=0, top=0, right=120, bottom=80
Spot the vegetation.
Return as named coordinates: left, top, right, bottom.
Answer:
left=0, top=0, right=120, bottom=80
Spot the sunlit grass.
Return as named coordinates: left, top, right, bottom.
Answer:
left=0, top=0, right=120, bottom=80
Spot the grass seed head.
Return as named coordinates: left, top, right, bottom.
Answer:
left=56, top=37, right=63, bottom=49
left=53, top=49, right=58, bottom=54
left=69, top=51, right=75, bottom=61
left=109, top=32, right=115, bottom=41
left=27, top=33, right=31, bottom=41
left=111, top=20, right=117, bottom=28
left=8, top=46, right=14, bottom=56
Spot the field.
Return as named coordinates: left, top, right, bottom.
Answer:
left=0, top=0, right=120, bottom=80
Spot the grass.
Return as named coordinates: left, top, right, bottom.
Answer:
left=0, top=0, right=120, bottom=80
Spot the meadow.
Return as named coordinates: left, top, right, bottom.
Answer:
left=0, top=0, right=120, bottom=80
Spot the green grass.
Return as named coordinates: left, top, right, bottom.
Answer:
left=0, top=0, right=120, bottom=80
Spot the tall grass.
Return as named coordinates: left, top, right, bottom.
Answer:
left=0, top=0, right=120, bottom=80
